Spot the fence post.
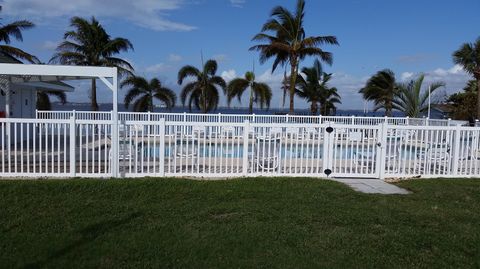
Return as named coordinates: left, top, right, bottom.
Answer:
left=218, top=113, right=221, bottom=123
left=319, top=114, right=322, bottom=124
left=69, top=116, right=76, bottom=177
left=451, top=124, right=461, bottom=176
left=148, top=111, right=151, bottom=122
left=447, top=118, right=451, bottom=126
left=252, top=113, right=256, bottom=123
left=384, top=116, right=388, bottom=124
left=351, top=115, right=355, bottom=125
left=406, top=116, right=409, bottom=125
left=377, top=122, right=388, bottom=179
left=242, top=120, right=250, bottom=176
left=183, top=112, right=187, bottom=122
left=286, top=114, right=289, bottom=123
left=159, top=119, right=166, bottom=177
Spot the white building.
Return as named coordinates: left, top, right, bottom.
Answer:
left=0, top=52, right=73, bottom=118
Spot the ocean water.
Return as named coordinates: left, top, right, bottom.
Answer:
left=51, top=102, right=405, bottom=117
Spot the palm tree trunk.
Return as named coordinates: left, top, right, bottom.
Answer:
left=288, top=58, right=298, bottom=114
left=249, top=86, right=254, bottom=114
left=91, top=78, right=99, bottom=111
left=476, top=78, right=480, bottom=120
left=310, top=102, right=317, bottom=115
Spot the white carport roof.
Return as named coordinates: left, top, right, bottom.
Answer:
left=0, top=63, right=121, bottom=177
left=0, top=63, right=118, bottom=114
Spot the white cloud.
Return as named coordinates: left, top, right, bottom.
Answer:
left=221, top=69, right=237, bottom=82
left=168, top=54, right=182, bottom=62
left=1, top=0, right=196, bottom=31
left=145, top=63, right=171, bottom=73
left=230, top=0, right=246, bottom=8
left=401, top=72, right=414, bottom=81
left=40, top=40, right=58, bottom=50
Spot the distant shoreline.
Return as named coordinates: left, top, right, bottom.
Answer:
left=51, top=102, right=403, bottom=117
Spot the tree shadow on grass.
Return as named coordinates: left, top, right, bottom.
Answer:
left=22, top=212, right=142, bottom=269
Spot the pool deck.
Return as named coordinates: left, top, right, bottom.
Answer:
left=330, top=178, right=410, bottom=194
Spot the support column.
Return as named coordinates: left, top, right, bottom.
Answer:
left=108, top=70, right=119, bottom=178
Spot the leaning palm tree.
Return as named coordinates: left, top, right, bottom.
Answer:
left=122, top=76, right=176, bottom=112
left=178, top=59, right=226, bottom=113
left=36, top=91, right=67, bottom=111
left=227, top=71, right=272, bottom=114
left=393, top=74, right=445, bottom=118
left=296, top=60, right=341, bottom=115
left=250, top=0, right=339, bottom=113
left=359, top=69, right=398, bottom=117
left=50, top=16, right=134, bottom=111
left=0, top=6, right=39, bottom=63
left=321, top=87, right=341, bottom=116
left=453, top=37, right=480, bottom=119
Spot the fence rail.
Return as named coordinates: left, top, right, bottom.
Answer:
left=36, top=110, right=468, bottom=126
left=1, top=114, right=479, bottom=179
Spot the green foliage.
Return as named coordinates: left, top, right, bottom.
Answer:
left=296, top=59, right=341, bottom=115
left=359, top=69, right=398, bottom=116
left=178, top=59, right=226, bottom=113
left=0, top=178, right=480, bottom=268
left=250, top=0, right=338, bottom=113
left=452, top=37, right=480, bottom=118
left=121, top=76, right=176, bottom=112
left=447, top=80, right=478, bottom=121
left=0, top=6, right=39, bottom=63
left=36, top=91, right=67, bottom=110
left=50, top=16, right=134, bottom=111
left=227, top=71, right=272, bottom=114
left=393, top=74, right=445, bottom=118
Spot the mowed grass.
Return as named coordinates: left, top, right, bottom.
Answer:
left=0, top=178, right=479, bottom=268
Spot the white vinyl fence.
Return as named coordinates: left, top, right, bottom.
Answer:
left=1, top=113, right=478, bottom=179
left=36, top=110, right=468, bottom=126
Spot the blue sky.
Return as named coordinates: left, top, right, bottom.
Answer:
left=2, top=0, right=479, bottom=110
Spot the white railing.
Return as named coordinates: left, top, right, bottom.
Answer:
left=35, top=110, right=467, bottom=126
left=1, top=115, right=479, bottom=179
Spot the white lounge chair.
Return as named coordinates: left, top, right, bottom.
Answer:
left=253, top=134, right=281, bottom=172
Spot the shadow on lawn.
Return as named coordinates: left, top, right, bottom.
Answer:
left=22, top=212, right=142, bottom=269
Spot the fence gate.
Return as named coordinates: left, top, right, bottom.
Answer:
left=323, top=123, right=383, bottom=178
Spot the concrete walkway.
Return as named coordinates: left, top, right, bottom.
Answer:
left=330, top=178, right=410, bottom=194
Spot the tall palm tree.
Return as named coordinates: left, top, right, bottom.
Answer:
left=359, top=69, right=398, bottom=117
left=296, top=60, right=341, bottom=115
left=178, top=59, right=226, bottom=113
left=50, top=16, right=134, bottom=111
left=250, top=0, right=338, bottom=113
left=453, top=37, right=480, bottom=119
left=227, top=71, right=272, bottom=114
left=122, top=76, right=176, bottom=112
left=36, top=91, right=67, bottom=110
left=393, top=74, right=445, bottom=118
left=0, top=6, right=39, bottom=63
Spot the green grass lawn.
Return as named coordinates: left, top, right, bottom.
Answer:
left=1, top=178, right=479, bottom=268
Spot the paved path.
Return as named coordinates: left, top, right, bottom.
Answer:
left=330, top=178, right=410, bottom=194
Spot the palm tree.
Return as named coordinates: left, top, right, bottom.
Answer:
left=453, top=38, right=480, bottom=119
left=321, top=87, right=341, bottom=116
left=227, top=71, right=272, bottom=114
left=250, top=0, right=338, bottom=113
left=36, top=91, right=67, bottom=111
left=359, top=69, right=398, bottom=117
left=121, top=76, right=176, bottom=112
left=0, top=6, right=39, bottom=63
left=296, top=60, right=341, bottom=115
left=177, top=59, right=226, bottom=113
left=393, top=74, right=445, bottom=118
left=50, top=16, right=134, bottom=111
